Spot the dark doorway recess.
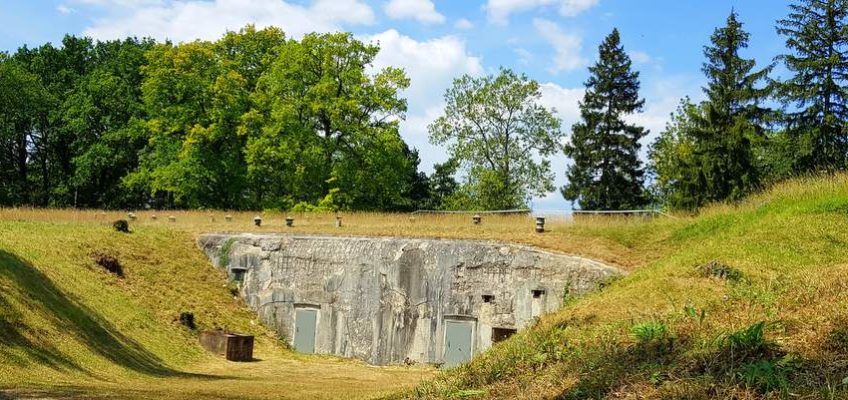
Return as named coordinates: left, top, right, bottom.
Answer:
left=492, top=327, right=517, bottom=343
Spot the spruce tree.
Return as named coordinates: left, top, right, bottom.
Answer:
left=775, top=0, right=848, bottom=171
left=563, top=29, right=647, bottom=210
left=695, top=10, right=770, bottom=201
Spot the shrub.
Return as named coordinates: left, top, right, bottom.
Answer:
left=696, top=321, right=790, bottom=394
left=721, top=321, right=768, bottom=358
left=632, top=321, right=669, bottom=343
left=218, top=238, right=236, bottom=268
left=91, top=252, right=124, bottom=277
left=179, top=312, right=196, bottom=330
left=112, top=219, right=129, bottom=233
left=739, top=359, right=789, bottom=393
left=631, top=321, right=675, bottom=358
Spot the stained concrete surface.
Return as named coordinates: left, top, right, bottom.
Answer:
left=199, top=234, right=622, bottom=366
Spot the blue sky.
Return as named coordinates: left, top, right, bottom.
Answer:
left=0, top=0, right=795, bottom=210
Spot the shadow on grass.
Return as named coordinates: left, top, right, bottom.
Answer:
left=0, top=249, right=223, bottom=379
left=2, top=386, right=255, bottom=400
left=555, top=334, right=690, bottom=400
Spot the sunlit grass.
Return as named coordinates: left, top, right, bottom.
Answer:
left=395, top=174, right=848, bottom=399
left=3, top=173, right=847, bottom=399
left=0, top=217, right=431, bottom=399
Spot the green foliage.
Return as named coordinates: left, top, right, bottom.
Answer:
left=649, top=98, right=702, bottom=210
left=739, top=358, right=790, bottom=393
left=631, top=321, right=675, bottom=358
left=426, top=158, right=461, bottom=210
left=129, top=27, right=277, bottom=209
left=650, top=11, right=771, bottom=210
left=0, top=58, right=50, bottom=205
left=218, top=238, right=236, bottom=269
left=563, top=29, right=648, bottom=210
left=0, top=26, right=433, bottom=211
left=631, top=321, right=669, bottom=343
left=246, top=31, right=415, bottom=211
left=775, top=0, right=848, bottom=171
left=429, top=68, right=563, bottom=210
left=683, top=304, right=707, bottom=327
left=718, top=321, right=770, bottom=359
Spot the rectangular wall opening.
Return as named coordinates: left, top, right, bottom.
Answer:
left=532, top=289, right=546, bottom=298
left=482, top=294, right=495, bottom=303
left=492, top=327, right=517, bottom=343
left=231, top=267, right=246, bottom=282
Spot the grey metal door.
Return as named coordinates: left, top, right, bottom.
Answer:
left=443, top=320, right=473, bottom=367
left=294, top=308, right=317, bottom=353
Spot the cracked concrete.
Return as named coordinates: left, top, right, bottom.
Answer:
left=198, top=234, right=623, bottom=366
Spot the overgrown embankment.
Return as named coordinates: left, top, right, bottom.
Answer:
left=0, top=222, right=429, bottom=399
left=402, top=175, right=848, bottom=399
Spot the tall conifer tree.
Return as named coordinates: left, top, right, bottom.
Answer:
left=695, top=10, right=770, bottom=201
left=776, top=0, right=848, bottom=170
left=563, top=29, right=646, bottom=210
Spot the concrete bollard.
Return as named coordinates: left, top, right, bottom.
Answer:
left=169, top=215, right=176, bottom=223
left=286, top=216, right=294, bottom=227
left=254, top=216, right=262, bottom=227
left=473, top=214, right=481, bottom=225
left=335, top=215, right=342, bottom=228
left=535, top=217, right=545, bottom=233
left=225, top=215, right=233, bottom=222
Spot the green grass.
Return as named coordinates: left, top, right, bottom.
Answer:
left=0, top=221, right=430, bottom=399
left=3, top=174, right=848, bottom=399
left=397, top=174, right=848, bottom=399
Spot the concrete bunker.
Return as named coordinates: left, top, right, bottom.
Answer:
left=199, top=234, right=622, bottom=366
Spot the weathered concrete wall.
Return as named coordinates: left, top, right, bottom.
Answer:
left=198, top=234, right=622, bottom=366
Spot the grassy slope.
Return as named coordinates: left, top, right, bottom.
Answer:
left=398, top=175, right=848, bottom=399
left=0, top=222, right=430, bottom=399
left=2, top=174, right=847, bottom=399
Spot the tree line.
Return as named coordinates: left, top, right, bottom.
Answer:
left=0, top=27, right=426, bottom=211
left=2, top=0, right=847, bottom=212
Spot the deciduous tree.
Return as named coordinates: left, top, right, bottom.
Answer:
left=429, top=68, right=563, bottom=210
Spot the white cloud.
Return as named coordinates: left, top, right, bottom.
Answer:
left=366, top=30, right=484, bottom=172
left=629, top=50, right=651, bottom=64
left=558, top=0, right=599, bottom=17
left=628, top=75, right=702, bottom=159
left=80, top=0, right=375, bottom=42
left=75, top=0, right=162, bottom=6
left=485, top=0, right=599, bottom=25
left=384, top=0, right=445, bottom=25
left=57, top=4, right=75, bottom=14
left=533, top=18, right=585, bottom=73
left=538, top=82, right=584, bottom=127
left=514, top=47, right=533, bottom=65
left=454, top=18, right=474, bottom=30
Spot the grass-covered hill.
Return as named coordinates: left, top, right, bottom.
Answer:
left=1, top=174, right=847, bottom=399
left=0, top=219, right=429, bottom=399
left=398, top=174, right=848, bottom=399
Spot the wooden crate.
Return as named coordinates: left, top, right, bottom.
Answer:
left=200, top=331, right=254, bottom=362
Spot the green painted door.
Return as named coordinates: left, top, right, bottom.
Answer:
left=294, top=308, right=317, bottom=353
left=444, top=320, right=473, bottom=367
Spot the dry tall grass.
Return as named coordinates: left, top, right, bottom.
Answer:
left=0, top=207, right=681, bottom=271
left=4, top=174, right=846, bottom=399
